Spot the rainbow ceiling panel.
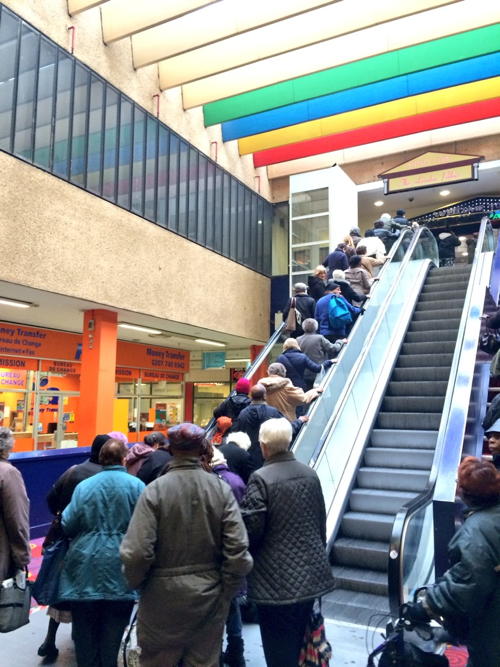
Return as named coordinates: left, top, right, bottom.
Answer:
left=253, top=97, right=500, bottom=167
left=238, top=76, right=500, bottom=155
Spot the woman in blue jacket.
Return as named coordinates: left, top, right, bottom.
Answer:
left=314, top=281, right=360, bottom=342
left=58, top=439, right=144, bottom=667
left=276, top=338, right=331, bottom=391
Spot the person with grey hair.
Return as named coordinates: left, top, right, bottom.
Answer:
left=0, top=427, right=30, bottom=602
left=297, top=319, right=346, bottom=390
left=240, top=418, right=334, bottom=667
left=259, top=362, right=322, bottom=421
left=220, top=431, right=253, bottom=483
left=276, top=337, right=332, bottom=393
left=282, top=282, right=316, bottom=338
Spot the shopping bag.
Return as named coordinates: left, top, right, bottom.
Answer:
left=0, top=571, right=31, bottom=633
left=118, top=605, right=140, bottom=667
left=298, top=601, right=332, bottom=666
left=284, top=298, right=299, bottom=332
left=32, top=537, right=69, bottom=607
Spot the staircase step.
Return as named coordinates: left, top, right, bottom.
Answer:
left=364, top=447, right=434, bottom=470
left=396, top=353, right=453, bottom=368
left=409, top=318, right=460, bottom=332
left=377, top=412, right=441, bottom=430
left=405, top=330, right=458, bottom=343
left=386, top=380, right=448, bottom=396
left=341, top=512, right=394, bottom=541
left=322, top=589, right=390, bottom=626
left=370, top=429, right=437, bottom=449
left=357, top=466, right=428, bottom=492
left=391, top=366, right=450, bottom=382
left=382, top=395, right=445, bottom=413
left=401, top=341, right=456, bottom=355
left=332, top=566, right=388, bottom=596
left=332, top=537, right=388, bottom=571
left=350, top=488, right=417, bottom=515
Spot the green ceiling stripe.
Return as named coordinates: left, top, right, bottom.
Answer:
left=203, top=23, right=500, bottom=126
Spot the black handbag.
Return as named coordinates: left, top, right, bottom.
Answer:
left=0, top=571, right=31, bottom=633
left=32, top=536, right=69, bottom=607
left=479, top=329, right=500, bottom=355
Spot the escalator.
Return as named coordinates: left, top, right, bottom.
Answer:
left=307, top=217, right=495, bottom=628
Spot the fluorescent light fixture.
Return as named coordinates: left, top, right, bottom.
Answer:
left=459, top=236, right=466, bottom=241
left=0, top=297, right=33, bottom=308
left=225, top=358, right=251, bottom=363
left=439, top=189, right=450, bottom=196
left=479, top=160, right=500, bottom=171
left=374, top=200, right=384, bottom=207
left=195, top=338, right=226, bottom=347
left=119, top=322, right=163, bottom=334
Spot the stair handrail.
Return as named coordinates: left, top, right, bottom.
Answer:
left=387, top=216, right=495, bottom=619
left=293, top=225, right=434, bottom=467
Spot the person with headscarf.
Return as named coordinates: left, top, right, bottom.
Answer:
left=211, top=416, right=233, bottom=445
left=38, top=434, right=111, bottom=660
left=403, top=457, right=500, bottom=666
left=137, top=431, right=172, bottom=485
left=120, top=423, right=253, bottom=667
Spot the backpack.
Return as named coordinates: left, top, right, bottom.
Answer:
left=328, top=295, right=352, bottom=330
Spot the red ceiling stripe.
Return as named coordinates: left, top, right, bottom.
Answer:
left=253, top=97, right=500, bottom=167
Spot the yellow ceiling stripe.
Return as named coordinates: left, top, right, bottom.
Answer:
left=238, top=76, right=500, bottom=154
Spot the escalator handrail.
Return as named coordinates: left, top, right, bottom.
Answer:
left=294, top=225, right=433, bottom=465
left=291, top=227, right=416, bottom=458
left=387, top=216, right=495, bottom=618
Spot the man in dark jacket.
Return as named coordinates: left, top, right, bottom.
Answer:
left=213, top=378, right=251, bottom=420
left=372, top=220, right=399, bottom=253
left=282, top=283, right=316, bottom=337
left=137, top=432, right=172, bottom=485
left=322, top=243, right=349, bottom=277
left=241, top=418, right=335, bottom=667
left=438, top=230, right=461, bottom=267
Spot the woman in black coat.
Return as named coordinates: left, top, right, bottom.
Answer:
left=307, top=265, right=327, bottom=302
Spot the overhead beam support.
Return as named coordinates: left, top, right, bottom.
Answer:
left=131, top=0, right=336, bottom=67
left=155, top=0, right=458, bottom=87
left=180, top=0, right=497, bottom=106
left=67, top=0, right=108, bottom=15
left=101, top=0, right=219, bottom=44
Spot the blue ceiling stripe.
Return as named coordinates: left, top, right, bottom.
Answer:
left=221, top=52, right=500, bottom=141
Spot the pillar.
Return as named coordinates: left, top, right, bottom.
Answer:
left=184, top=382, right=194, bottom=423
left=78, top=309, right=118, bottom=446
left=249, top=345, right=267, bottom=384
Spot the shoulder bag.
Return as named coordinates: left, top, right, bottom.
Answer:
left=0, top=569, right=31, bottom=633
left=32, top=528, right=69, bottom=607
left=284, top=297, right=298, bottom=332
left=298, top=599, right=332, bottom=666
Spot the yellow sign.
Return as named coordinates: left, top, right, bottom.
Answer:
left=387, top=165, right=474, bottom=194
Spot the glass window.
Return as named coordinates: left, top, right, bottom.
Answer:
left=291, top=188, right=328, bottom=217
left=197, top=154, right=207, bottom=245
left=86, top=75, right=104, bottom=194
left=248, top=193, right=257, bottom=269
left=156, top=126, right=168, bottom=227
left=131, top=106, right=145, bottom=215
left=263, top=206, right=273, bottom=276
left=177, top=139, right=188, bottom=236
left=33, top=38, right=57, bottom=170
left=144, top=115, right=158, bottom=221
left=292, top=214, right=329, bottom=245
left=205, top=162, right=215, bottom=249
left=102, top=86, right=119, bottom=202
left=230, top=179, right=238, bottom=260
left=167, top=134, right=179, bottom=232
left=257, top=198, right=265, bottom=274
left=187, top=147, right=198, bottom=241
left=70, top=63, right=89, bottom=186
left=13, top=25, right=38, bottom=160
left=117, top=98, right=132, bottom=208
left=52, top=53, right=73, bottom=178
left=272, top=201, right=289, bottom=276
left=193, top=383, right=229, bottom=428
left=214, top=167, right=223, bottom=253
left=0, top=8, right=20, bottom=152
left=222, top=172, right=231, bottom=257
left=236, top=183, right=245, bottom=263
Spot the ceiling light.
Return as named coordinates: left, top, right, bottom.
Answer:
left=0, top=297, right=33, bottom=308
left=459, top=236, right=466, bottom=241
left=119, top=323, right=163, bottom=334
left=195, top=338, right=226, bottom=347
left=461, top=252, right=468, bottom=256
left=225, top=358, right=251, bottom=363
left=374, top=200, right=384, bottom=207
left=439, top=190, right=450, bottom=196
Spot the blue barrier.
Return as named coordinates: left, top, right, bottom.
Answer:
left=10, top=447, right=90, bottom=539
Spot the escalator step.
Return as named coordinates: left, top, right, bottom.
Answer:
left=405, top=330, right=458, bottom=344
left=415, top=298, right=464, bottom=312
left=396, top=353, right=453, bottom=367
left=391, top=367, right=450, bottom=381
left=386, top=380, right=448, bottom=396
left=350, top=488, right=417, bottom=515
left=370, top=429, right=437, bottom=449
left=421, top=280, right=469, bottom=293
left=377, top=412, right=441, bottom=430
left=332, top=537, right=388, bottom=571
left=331, top=566, right=388, bottom=596
left=412, top=308, right=462, bottom=321
left=357, top=466, right=428, bottom=491
left=382, top=395, right=445, bottom=413
left=322, top=589, right=389, bottom=626
left=364, top=446, right=434, bottom=470
left=341, top=511, right=394, bottom=542
left=401, top=341, right=456, bottom=355
left=409, top=318, right=460, bottom=332
left=418, top=291, right=466, bottom=304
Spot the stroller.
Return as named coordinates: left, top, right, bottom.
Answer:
left=367, top=598, right=450, bottom=667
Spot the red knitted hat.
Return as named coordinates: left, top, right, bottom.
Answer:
left=458, top=456, right=500, bottom=499
left=235, top=378, right=250, bottom=394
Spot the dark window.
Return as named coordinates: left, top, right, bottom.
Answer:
left=206, top=162, right=215, bottom=250
left=52, top=53, right=73, bottom=178
left=131, top=106, right=145, bottom=215
left=187, top=148, right=198, bottom=241
left=70, top=63, right=89, bottom=186
left=222, top=172, right=231, bottom=257
left=167, top=134, right=179, bottom=233
left=33, top=38, right=57, bottom=170
left=144, top=115, right=158, bottom=221
left=117, top=98, right=132, bottom=209
left=13, top=25, right=38, bottom=160
left=156, top=125, right=168, bottom=227
left=197, top=154, right=207, bottom=245
left=214, top=167, right=223, bottom=253
left=0, top=8, right=20, bottom=152
left=102, top=86, right=119, bottom=202
left=177, top=139, right=188, bottom=237
left=230, top=179, right=238, bottom=261
left=86, top=75, right=104, bottom=195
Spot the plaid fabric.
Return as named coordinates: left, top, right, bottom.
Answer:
left=298, top=609, right=332, bottom=666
